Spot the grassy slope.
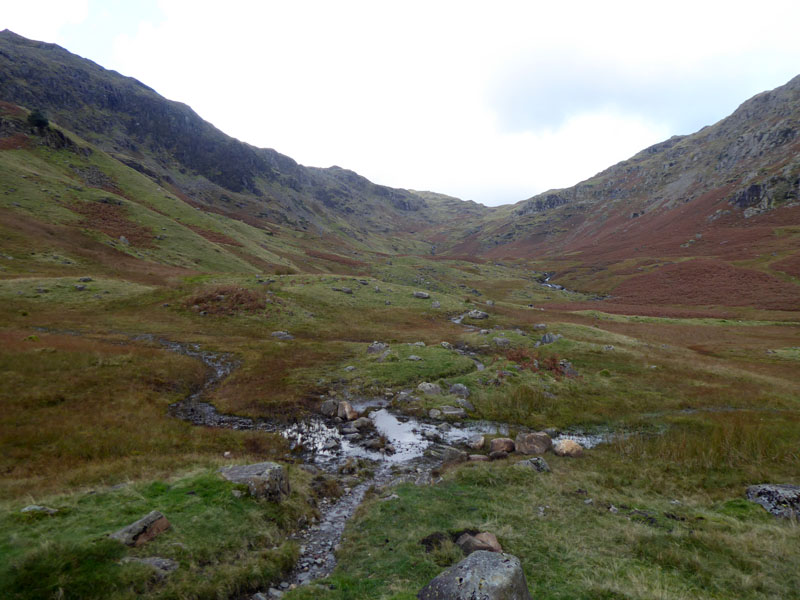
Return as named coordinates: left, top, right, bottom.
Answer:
left=1, top=116, right=799, bottom=599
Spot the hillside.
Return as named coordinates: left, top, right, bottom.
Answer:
left=1, top=30, right=800, bottom=600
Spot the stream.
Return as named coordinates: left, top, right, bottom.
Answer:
left=155, top=338, right=617, bottom=593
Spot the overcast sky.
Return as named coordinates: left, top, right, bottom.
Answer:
left=3, top=1, right=800, bottom=206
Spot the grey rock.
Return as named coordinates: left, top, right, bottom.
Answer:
left=418, top=382, right=442, bottom=395
left=367, top=341, right=389, bottom=354
left=431, top=301, right=441, bottom=308
left=417, top=551, right=531, bottom=600
left=746, top=484, right=800, bottom=518
left=352, top=417, right=372, bottom=430
left=219, top=462, right=290, bottom=501
left=514, top=432, right=552, bottom=455
left=540, top=332, right=562, bottom=344
left=559, top=360, right=579, bottom=377
left=603, top=345, right=615, bottom=351
left=74, top=284, right=87, bottom=291
left=408, top=355, right=423, bottom=361
left=450, top=383, right=470, bottom=398
left=119, top=235, right=129, bottom=246
left=515, top=457, right=551, bottom=473
left=467, top=309, right=489, bottom=319
left=486, top=300, right=495, bottom=306
left=424, top=444, right=467, bottom=463
left=344, top=365, right=356, bottom=372
left=78, top=276, right=93, bottom=282
left=413, top=291, right=430, bottom=299
left=320, top=399, right=338, bottom=417
left=109, top=511, right=171, bottom=546
left=270, top=331, right=294, bottom=340
left=493, top=337, right=510, bottom=348
left=440, top=341, right=453, bottom=350
left=456, top=398, right=475, bottom=412
left=533, top=323, right=547, bottom=330
left=440, top=405, right=467, bottom=419
left=21, top=504, right=58, bottom=515
left=121, top=556, right=178, bottom=578
left=428, top=408, right=442, bottom=419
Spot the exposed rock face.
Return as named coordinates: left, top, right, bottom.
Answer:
left=417, top=382, right=442, bottom=395
left=109, top=511, right=171, bottom=546
left=553, top=439, right=584, bottom=457
left=746, top=484, right=800, bottom=518
left=219, top=462, right=290, bottom=501
left=515, top=432, right=552, bottom=455
left=417, top=551, right=532, bottom=600
left=490, top=438, right=515, bottom=454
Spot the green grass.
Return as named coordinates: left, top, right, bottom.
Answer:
left=0, top=468, right=313, bottom=600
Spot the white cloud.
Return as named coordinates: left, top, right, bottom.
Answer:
left=0, top=0, right=89, bottom=43
left=5, top=1, right=800, bottom=205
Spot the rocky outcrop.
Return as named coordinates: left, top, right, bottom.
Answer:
left=219, top=462, right=290, bottom=501
left=746, top=484, right=800, bottom=518
left=109, top=510, right=171, bottom=546
left=417, top=551, right=531, bottom=600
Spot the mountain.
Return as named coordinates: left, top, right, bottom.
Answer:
left=0, top=29, right=487, bottom=247
left=1, top=29, right=799, bottom=310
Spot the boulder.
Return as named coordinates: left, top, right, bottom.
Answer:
left=456, top=398, right=475, bottom=412
left=456, top=533, right=495, bottom=554
left=515, top=457, right=551, bottom=473
left=337, top=401, right=358, bottom=421
left=429, top=408, right=442, bottom=419
left=489, top=450, right=509, bottom=461
left=418, top=382, right=442, bottom=395
left=424, top=444, right=467, bottom=464
left=467, top=310, right=489, bottom=320
left=468, top=435, right=485, bottom=450
left=440, top=405, right=467, bottom=419
left=469, top=454, right=489, bottom=462
left=219, top=462, right=290, bottom=501
left=351, top=417, right=372, bottom=430
left=417, top=551, right=531, bottom=600
left=515, top=432, right=552, bottom=455
left=320, top=399, right=338, bottom=417
left=270, top=331, right=294, bottom=340
left=413, top=291, right=431, bottom=299
left=746, top=484, right=800, bottom=518
left=475, top=532, right=503, bottom=553
left=490, top=437, right=515, bottom=454
left=540, top=333, right=562, bottom=345
left=109, top=511, right=171, bottom=547
left=408, top=355, right=423, bottom=361
left=553, top=439, right=584, bottom=457
left=449, top=383, right=470, bottom=398
left=367, top=341, right=389, bottom=354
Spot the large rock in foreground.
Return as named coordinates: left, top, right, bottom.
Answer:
left=220, top=462, right=290, bottom=501
left=109, top=511, right=170, bottom=547
left=418, top=551, right=531, bottom=600
left=746, top=484, right=800, bottom=518
left=515, top=431, right=552, bottom=455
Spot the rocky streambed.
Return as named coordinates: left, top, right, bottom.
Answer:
left=159, top=338, right=620, bottom=593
